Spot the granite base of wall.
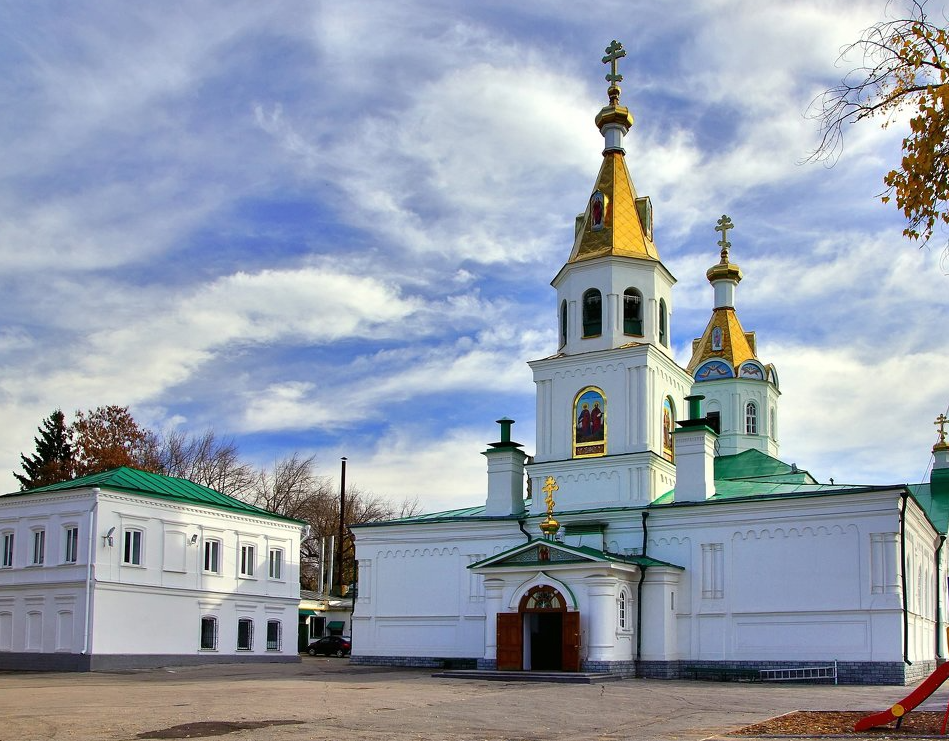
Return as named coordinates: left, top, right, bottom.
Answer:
left=649, top=660, right=912, bottom=685
left=350, top=655, right=478, bottom=670
left=0, top=652, right=301, bottom=672
left=477, top=659, right=497, bottom=670
left=581, top=659, right=638, bottom=677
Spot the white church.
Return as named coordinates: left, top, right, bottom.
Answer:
left=350, top=42, right=949, bottom=684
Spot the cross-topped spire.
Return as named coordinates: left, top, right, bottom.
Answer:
left=539, top=476, right=560, bottom=539
left=715, top=214, right=734, bottom=262
left=602, top=40, right=626, bottom=85
left=936, top=413, right=948, bottom=445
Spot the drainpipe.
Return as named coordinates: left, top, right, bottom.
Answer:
left=636, top=511, right=649, bottom=676
left=518, top=519, right=532, bottom=542
left=81, top=495, right=99, bottom=657
left=900, top=492, right=912, bottom=666
left=936, top=535, right=946, bottom=660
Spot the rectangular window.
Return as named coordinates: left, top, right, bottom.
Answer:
left=200, top=617, right=218, bottom=650
left=203, top=540, right=220, bottom=573
left=240, top=545, right=255, bottom=577
left=31, top=530, right=45, bottom=565
left=268, top=548, right=283, bottom=580
left=64, top=526, right=79, bottom=564
left=266, top=620, right=281, bottom=651
left=237, top=618, right=253, bottom=650
left=1, top=532, right=13, bottom=568
left=123, top=529, right=143, bottom=566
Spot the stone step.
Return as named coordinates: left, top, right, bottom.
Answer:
left=432, top=669, right=626, bottom=684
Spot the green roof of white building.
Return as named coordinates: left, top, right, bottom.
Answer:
left=2, top=466, right=304, bottom=524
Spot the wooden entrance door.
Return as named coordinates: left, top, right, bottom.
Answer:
left=562, top=610, right=580, bottom=671
left=496, top=612, right=522, bottom=670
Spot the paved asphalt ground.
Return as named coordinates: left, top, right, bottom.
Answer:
left=1, top=657, right=947, bottom=741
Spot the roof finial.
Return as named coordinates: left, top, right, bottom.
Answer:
left=539, top=476, right=560, bottom=539
left=715, top=214, right=734, bottom=263
left=602, top=40, right=626, bottom=105
left=936, top=413, right=949, bottom=450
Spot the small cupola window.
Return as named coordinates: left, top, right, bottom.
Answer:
left=559, top=300, right=567, bottom=348
left=582, top=289, right=602, bottom=338
left=658, top=299, right=668, bottom=347
left=623, top=288, right=643, bottom=336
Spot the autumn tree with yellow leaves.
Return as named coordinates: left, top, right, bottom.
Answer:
left=811, top=0, right=949, bottom=247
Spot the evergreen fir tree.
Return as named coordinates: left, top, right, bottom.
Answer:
left=15, top=409, right=74, bottom=490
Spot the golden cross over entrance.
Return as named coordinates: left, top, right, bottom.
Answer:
left=602, top=40, right=626, bottom=86
left=936, top=413, right=949, bottom=444
left=542, top=476, right=559, bottom=516
left=715, top=214, right=734, bottom=261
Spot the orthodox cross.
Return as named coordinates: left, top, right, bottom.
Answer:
left=602, top=40, right=626, bottom=86
left=715, top=214, right=734, bottom=261
left=936, top=413, right=949, bottom=444
left=542, top=476, right=559, bottom=517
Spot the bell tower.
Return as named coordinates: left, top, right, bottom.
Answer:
left=528, top=42, right=691, bottom=515
left=686, top=216, right=780, bottom=457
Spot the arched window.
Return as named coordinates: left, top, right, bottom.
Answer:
left=745, top=401, right=758, bottom=435
left=617, top=587, right=630, bottom=631
left=559, top=300, right=567, bottom=348
left=623, top=288, right=643, bottom=335
left=582, top=289, right=602, bottom=337
left=658, top=299, right=668, bottom=347
left=770, top=406, right=777, bottom=440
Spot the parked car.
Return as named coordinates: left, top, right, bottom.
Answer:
left=306, top=636, right=351, bottom=657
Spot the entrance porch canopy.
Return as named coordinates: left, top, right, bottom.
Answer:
left=468, top=539, right=682, bottom=575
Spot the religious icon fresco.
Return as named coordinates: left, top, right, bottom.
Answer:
left=574, top=387, right=606, bottom=458
left=662, top=397, right=675, bottom=462
left=694, top=360, right=734, bottom=382
left=590, top=191, right=607, bottom=231
left=711, top=326, right=723, bottom=351
left=739, top=362, right=765, bottom=380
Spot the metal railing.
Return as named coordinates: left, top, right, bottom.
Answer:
left=759, top=661, right=837, bottom=684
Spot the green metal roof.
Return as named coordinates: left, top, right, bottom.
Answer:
left=3, top=467, right=304, bottom=524
left=713, top=449, right=817, bottom=483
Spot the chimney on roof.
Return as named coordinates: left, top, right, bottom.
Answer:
left=672, top=395, right=717, bottom=503
left=483, top=418, right=527, bottom=517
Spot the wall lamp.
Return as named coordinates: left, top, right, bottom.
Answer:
left=190, top=534, right=198, bottom=545
left=103, top=527, right=115, bottom=547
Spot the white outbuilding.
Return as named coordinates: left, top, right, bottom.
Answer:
left=0, top=466, right=304, bottom=670
left=349, top=45, right=949, bottom=684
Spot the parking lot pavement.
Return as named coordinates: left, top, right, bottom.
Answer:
left=0, top=658, right=945, bottom=741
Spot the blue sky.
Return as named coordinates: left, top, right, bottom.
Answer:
left=1, top=0, right=946, bottom=512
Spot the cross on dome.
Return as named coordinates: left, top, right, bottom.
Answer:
left=715, top=214, right=734, bottom=262
left=602, top=40, right=626, bottom=87
left=936, top=413, right=948, bottom=445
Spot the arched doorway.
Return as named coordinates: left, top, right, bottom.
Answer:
left=497, top=585, right=580, bottom=671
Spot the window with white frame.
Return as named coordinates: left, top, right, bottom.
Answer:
left=745, top=401, right=758, bottom=435
left=268, top=548, right=283, bottom=580
left=240, top=544, right=255, bottom=577
left=237, top=618, right=253, bottom=650
left=200, top=616, right=218, bottom=650
left=203, top=539, right=221, bottom=573
left=617, top=587, right=631, bottom=631
left=1, top=532, right=13, bottom=568
left=266, top=620, right=281, bottom=651
left=31, top=529, right=45, bottom=565
left=123, top=529, right=143, bottom=566
left=64, top=526, right=79, bottom=564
